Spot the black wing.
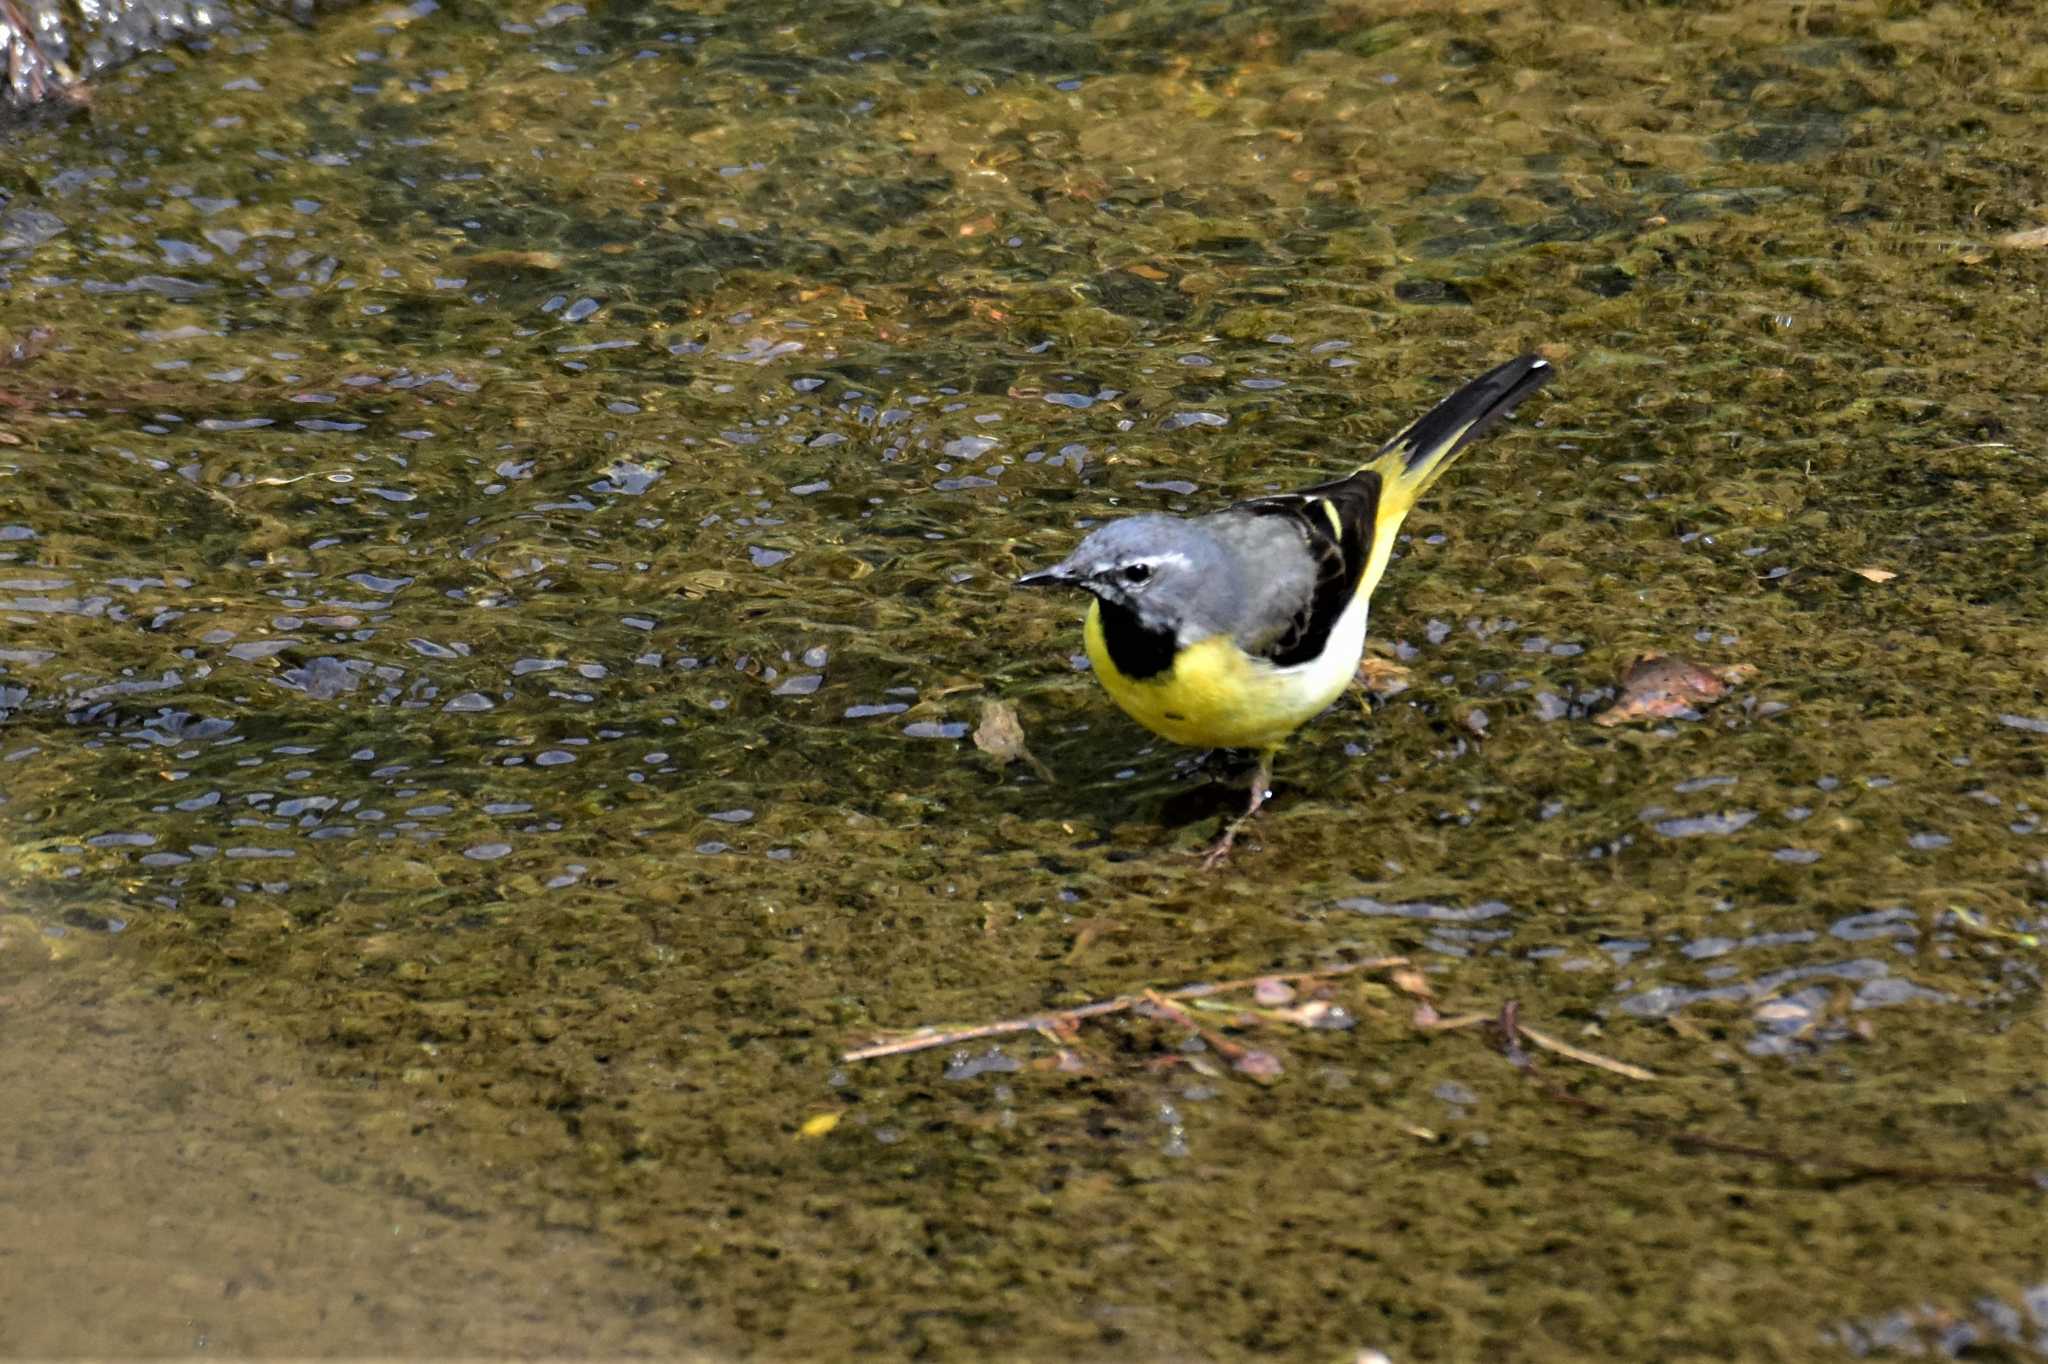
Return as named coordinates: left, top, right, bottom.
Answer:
left=1229, top=471, right=1381, bottom=668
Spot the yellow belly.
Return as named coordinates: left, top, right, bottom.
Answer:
left=1082, top=599, right=1360, bottom=750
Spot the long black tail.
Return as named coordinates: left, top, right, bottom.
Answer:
left=1365, top=353, right=1555, bottom=500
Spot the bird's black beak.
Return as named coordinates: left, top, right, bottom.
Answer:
left=1015, top=561, right=1079, bottom=589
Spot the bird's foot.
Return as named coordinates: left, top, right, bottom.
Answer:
left=1195, top=758, right=1274, bottom=871
left=1197, top=821, right=1252, bottom=871
left=1196, top=774, right=1269, bottom=872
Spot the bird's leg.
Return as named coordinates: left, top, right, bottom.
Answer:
left=1199, top=748, right=1276, bottom=871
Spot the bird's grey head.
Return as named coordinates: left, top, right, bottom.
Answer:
left=1016, top=514, right=1241, bottom=640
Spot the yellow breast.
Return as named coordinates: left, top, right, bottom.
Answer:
left=1081, top=598, right=1364, bottom=751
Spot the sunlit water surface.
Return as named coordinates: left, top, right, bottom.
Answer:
left=1, top=1, right=2043, bottom=1357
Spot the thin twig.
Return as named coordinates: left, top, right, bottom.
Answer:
left=1515, top=1022, right=1657, bottom=1081
left=840, top=957, right=1408, bottom=1063
left=841, top=996, right=1133, bottom=1061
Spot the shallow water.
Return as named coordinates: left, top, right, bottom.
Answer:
left=1, top=1, right=2044, bottom=1357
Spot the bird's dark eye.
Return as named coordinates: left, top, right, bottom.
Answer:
left=1121, top=563, right=1152, bottom=584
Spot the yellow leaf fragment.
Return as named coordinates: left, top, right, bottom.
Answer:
left=797, top=1111, right=842, bottom=1140
left=1852, top=566, right=1897, bottom=583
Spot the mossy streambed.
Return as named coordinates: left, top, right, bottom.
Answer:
left=1, top=1, right=2043, bottom=1356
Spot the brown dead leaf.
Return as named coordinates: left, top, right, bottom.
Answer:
left=1852, top=566, right=1898, bottom=583
left=1355, top=657, right=1412, bottom=698
left=974, top=699, right=1055, bottom=783
left=1124, top=263, right=1170, bottom=280
left=1594, top=652, right=1756, bottom=727
left=1997, top=225, right=2048, bottom=249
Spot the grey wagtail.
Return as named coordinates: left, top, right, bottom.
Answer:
left=1017, top=353, right=1554, bottom=867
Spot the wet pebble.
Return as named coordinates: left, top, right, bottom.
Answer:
left=943, top=1047, right=1022, bottom=1081
left=1829, top=908, right=1918, bottom=941
left=1651, top=810, right=1756, bottom=838
left=1852, top=977, right=1947, bottom=1009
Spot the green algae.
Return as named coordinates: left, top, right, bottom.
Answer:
left=0, top=0, right=2044, bottom=1357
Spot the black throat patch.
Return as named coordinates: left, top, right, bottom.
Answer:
left=1096, top=597, right=1176, bottom=681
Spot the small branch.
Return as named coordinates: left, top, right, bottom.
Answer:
left=1515, top=1021, right=1657, bottom=1081
left=841, top=996, right=1134, bottom=1062
left=841, top=957, right=1408, bottom=1063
